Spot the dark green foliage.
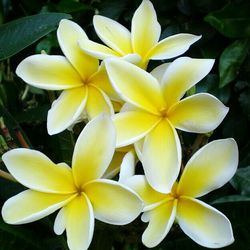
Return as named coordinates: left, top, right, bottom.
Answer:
left=0, top=13, right=71, bottom=60
left=231, top=166, right=250, bottom=196
left=219, top=39, right=250, bottom=88
left=204, top=1, right=250, bottom=38
left=0, top=0, right=249, bottom=249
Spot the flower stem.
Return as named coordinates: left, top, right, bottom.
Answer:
left=0, top=169, right=16, bottom=182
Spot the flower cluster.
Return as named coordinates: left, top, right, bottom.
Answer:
left=1, top=1, right=239, bottom=250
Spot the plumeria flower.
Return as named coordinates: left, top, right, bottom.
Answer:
left=79, top=0, right=201, bottom=69
left=124, top=139, right=238, bottom=248
left=103, top=145, right=135, bottom=179
left=1, top=115, right=143, bottom=250
left=16, top=19, right=118, bottom=135
left=105, top=57, right=229, bottom=193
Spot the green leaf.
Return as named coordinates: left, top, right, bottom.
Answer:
left=238, top=89, right=250, bottom=121
left=219, top=39, right=250, bottom=88
left=56, top=0, right=93, bottom=13
left=0, top=217, right=44, bottom=250
left=196, top=74, right=231, bottom=103
left=0, top=12, right=71, bottom=60
left=99, top=0, right=127, bottom=20
left=230, top=166, right=250, bottom=196
left=35, top=34, right=58, bottom=54
left=204, top=2, right=250, bottom=38
left=211, top=195, right=250, bottom=204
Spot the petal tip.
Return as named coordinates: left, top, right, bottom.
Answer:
left=59, top=18, right=71, bottom=26
left=93, top=14, right=103, bottom=22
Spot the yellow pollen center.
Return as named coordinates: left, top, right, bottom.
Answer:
left=159, top=108, right=168, bottom=118
left=171, top=191, right=179, bottom=199
left=76, top=186, right=84, bottom=195
left=170, top=182, right=179, bottom=199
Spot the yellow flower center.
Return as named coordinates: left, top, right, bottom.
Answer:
left=159, top=108, right=169, bottom=119
left=170, top=182, right=180, bottom=200
left=82, top=78, right=92, bottom=86
left=75, top=185, right=85, bottom=196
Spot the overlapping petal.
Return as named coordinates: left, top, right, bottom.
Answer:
left=57, top=19, right=98, bottom=80
left=64, top=194, right=94, bottom=250
left=105, top=58, right=165, bottom=114
left=177, top=197, right=234, bottom=248
left=2, top=148, right=75, bottom=193
left=161, top=57, right=214, bottom=108
left=16, top=55, right=83, bottom=90
left=47, top=86, right=88, bottom=135
left=125, top=175, right=169, bottom=211
left=113, top=111, right=160, bottom=147
left=134, top=138, right=144, bottom=162
left=142, top=119, right=181, bottom=193
left=120, top=103, right=141, bottom=113
left=54, top=208, right=66, bottom=235
left=93, top=15, right=132, bottom=55
left=118, top=150, right=136, bottom=183
left=168, top=93, right=229, bottom=133
left=85, top=85, right=114, bottom=120
left=149, top=34, right=201, bottom=60
left=72, top=114, right=116, bottom=187
left=89, top=63, right=121, bottom=101
left=84, top=179, right=143, bottom=225
left=102, top=151, right=126, bottom=179
left=122, top=53, right=142, bottom=64
left=142, top=200, right=177, bottom=248
left=1, top=190, right=75, bottom=224
left=150, top=63, right=170, bottom=83
left=79, top=39, right=120, bottom=60
left=131, top=0, right=161, bottom=58
left=177, top=139, right=238, bottom=198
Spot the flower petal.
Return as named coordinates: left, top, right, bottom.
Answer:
left=2, top=148, right=75, bottom=193
left=177, top=139, right=238, bottom=198
left=84, top=179, right=143, bottom=225
left=168, top=93, right=229, bottom=133
left=131, top=0, right=161, bottom=58
left=105, top=58, right=165, bottom=114
left=57, top=19, right=98, bottom=80
left=89, top=63, right=121, bottom=101
left=85, top=85, right=114, bottom=120
left=142, top=119, right=181, bottom=193
left=141, top=211, right=150, bottom=222
left=120, top=103, right=141, bottom=113
left=93, top=15, right=132, bottom=55
left=149, top=34, right=201, bottom=60
left=142, top=199, right=177, bottom=248
left=113, top=111, right=160, bottom=147
left=134, top=138, right=144, bottom=162
left=16, top=55, right=83, bottom=90
left=161, top=57, right=214, bottom=108
left=54, top=208, right=65, bottom=235
left=112, top=100, right=124, bottom=112
left=122, top=53, right=142, bottom=65
left=64, top=194, right=94, bottom=250
left=1, top=190, right=75, bottom=224
left=72, top=114, right=116, bottom=187
left=125, top=175, right=169, bottom=211
left=177, top=197, right=234, bottom=248
left=79, top=39, right=120, bottom=60
left=47, top=86, right=88, bottom=135
left=102, top=151, right=126, bottom=179
left=118, top=150, right=136, bottom=183
left=150, top=63, right=170, bottom=83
